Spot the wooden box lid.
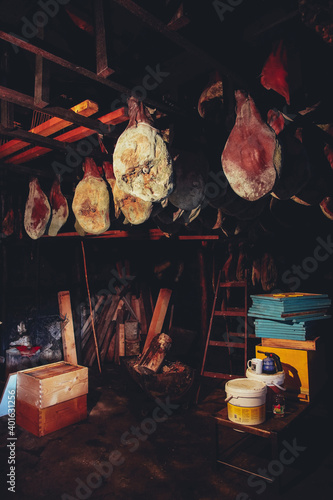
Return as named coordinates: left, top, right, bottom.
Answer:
left=17, top=361, right=88, bottom=409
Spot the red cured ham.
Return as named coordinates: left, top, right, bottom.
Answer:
left=24, top=178, right=51, bottom=240
left=72, top=158, right=110, bottom=234
left=1, top=208, right=14, bottom=236
left=267, top=109, right=285, bottom=135
left=221, top=90, right=281, bottom=201
left=261, top=40, right=290, bottom=105
left=48, top=178, right=69, bottom=236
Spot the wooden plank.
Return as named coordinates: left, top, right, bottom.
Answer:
left=7, top=107, right=128, bottom=164
left=0, top=99, right=99, bottom=159
left=83, top=295, right=113, bottom=366
left=142, top=289, right=172, bottom=354
left=16, top=395, right=87, bottom=437
left=261, top=336, right=320, bottom=351
left=88, top=296, right=121, bottom=367
left=81, top=294, right=106, bottom=348
left=118, top=324, right=125, bottom=357
left=58, top=291, right=78, bottom=365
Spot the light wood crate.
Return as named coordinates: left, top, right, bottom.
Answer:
left=17, top=361, right=88, bottom=409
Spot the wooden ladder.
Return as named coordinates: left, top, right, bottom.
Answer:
left=196, top=270, right=249, bottom=403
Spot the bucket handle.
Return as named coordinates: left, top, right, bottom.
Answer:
left=273, top=383, right=286, bottom=391
left=225, top=395, right=238, bottom=403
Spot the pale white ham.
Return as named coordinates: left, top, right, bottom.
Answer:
left=48, top=178, right=69, bottom=236
left=24, top=178, right=51, bottom=240
left=222, top=90, right=281, bottom=201
left=72, top=158, right=110, bottom=234
left=103, top=161, right=152, bottom=225
left=113, top=97, right=173, bottom=202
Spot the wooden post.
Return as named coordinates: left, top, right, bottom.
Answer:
left=94, top=0, right=114, bottom=77
left=198, top=242, right=208, bottom=349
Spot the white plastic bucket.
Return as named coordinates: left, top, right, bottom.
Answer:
left=246, top=369, right=285, bottom=405
left=225, top=378, right=267, bottom=425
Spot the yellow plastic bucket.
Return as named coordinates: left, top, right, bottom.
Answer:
left=225, top=378, right=267, bottom=425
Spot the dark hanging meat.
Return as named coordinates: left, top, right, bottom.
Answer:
left=323, top=126, right=333, bottom=170
left=289, top=127, right=333, bottom=205
left=267, top=109, right=286, bottom=135
left=113, top=97, right=173, bottom=202
left=24, top=178, right=51, bottom=240
left=260, top=40, right=290, bottom=105
left=222, top=243, right=237, bottom=282
left=168, top=150, right=206, bottom=211
left=72, top=157, right=110, bottom=235
left=260, top=253, right=278, bottom=292
left=48, top=178, right=69, bottom=236
left=251, top=257, right=261, bottom=288
left=221, top=90, right=281, bottom=201
left=103, top=161, right=152, bottom=225
left=197, top=72, right=224, bottom=119
left=236, top=241, right=247, bottom=281
left=271, top=131, right=311, bottom=201
left=299, top=0, right=333, bottom=45
left=2, top=208, right=14, bottom=236
left=320, top=196, right=333, bottom=220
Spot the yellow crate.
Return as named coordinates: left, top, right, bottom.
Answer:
left=256, top=344, right=327, bottom=402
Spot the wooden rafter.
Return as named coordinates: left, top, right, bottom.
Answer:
left=95, top=0, right=114, bottom=78
left=5, top=107, right=128, bottom=165
left=0, top=30, right=186, bottom=116
left=0, top=100, right=99, bottom=160
left=0, top=85, right=114, bottom=135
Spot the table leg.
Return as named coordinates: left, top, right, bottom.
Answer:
left=270, top=431, right=282, bottom=493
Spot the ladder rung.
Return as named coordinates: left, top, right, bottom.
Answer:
left=220, top=281, right=247, bottom=287
left=215, top=308, right=246, bottom=317
left=226, top=332, right=256, bottom=339
left=202, top=371, right=239, bottom=380
left=209, top=340, right=245, bottom=348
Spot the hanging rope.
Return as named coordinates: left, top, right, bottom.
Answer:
left=81, top=240, right=102, bottom=374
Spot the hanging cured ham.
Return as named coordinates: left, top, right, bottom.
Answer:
left=260, top=252, right=278, bottom=292
left=168, top=150, right=206, bottom=211
left=103, top=161, right=152, bottom=225
left=197, top=72, right=224, bottom=119
left=1, top=208, right=14, bottom=236
left=72, top=157, right=110, bottom=235
left=320, top=197, right=333, bottom=220
left=24, top=178, right=51, bottom=240
left=48, top=178, right=69, bottom=236
left=113, top=97, right=173, bottom=202
left=260, top=40, right=290, bottom=105
left=221, top=90, right=281, bottom=201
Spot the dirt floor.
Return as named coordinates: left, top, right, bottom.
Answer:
left=1, top=363, right=333, bottom=500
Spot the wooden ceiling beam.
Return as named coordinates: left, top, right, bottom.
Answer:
left=5, top=107, right=128, bottom=165
left=0, top=99, right=99, bottom=160
left=0, top=85, right=113, bottom=135
left=95, top=0, right=114, bottom=78
left=0, top=29, right=186, bottom=116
